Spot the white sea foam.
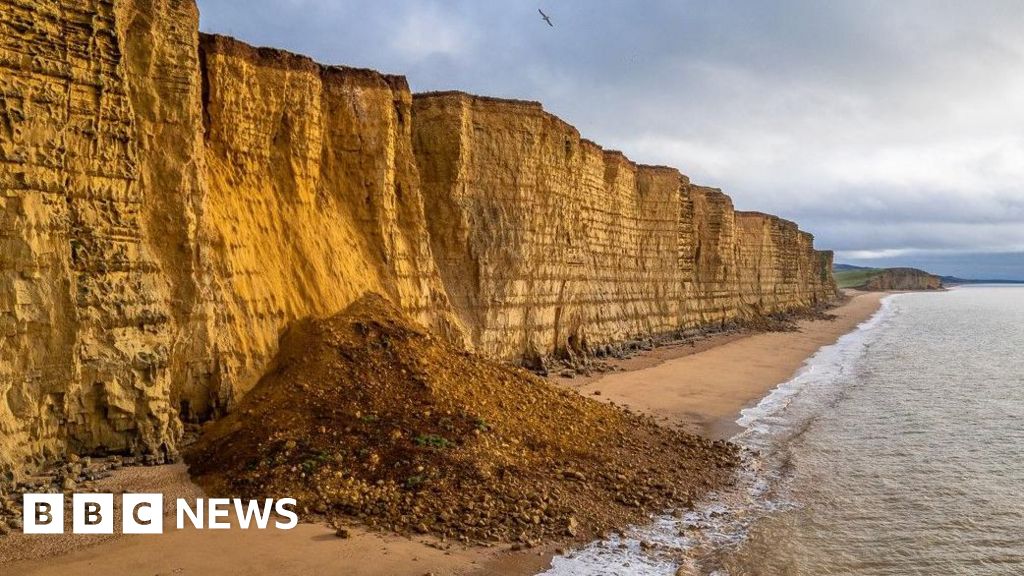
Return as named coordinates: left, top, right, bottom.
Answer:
left=540, top=296, right=900, bottom=576
left=734, top=294, right=899, bottom=451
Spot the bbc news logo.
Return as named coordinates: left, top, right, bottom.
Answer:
left=22, top=494, right=298, bottom=534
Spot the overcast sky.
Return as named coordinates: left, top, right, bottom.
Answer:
left=197, top=0, right=1024, bottom=279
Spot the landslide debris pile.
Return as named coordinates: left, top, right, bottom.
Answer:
left=186, top=294, right=737, bottom=545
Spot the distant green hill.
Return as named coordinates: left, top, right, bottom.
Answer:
left=834, top=264, right=1024, bottom=287
left=833, top=263, right=875, bottom=272
left=833, top=267, right=885, bottom=288
left=832, top=266, right=942, bottom=290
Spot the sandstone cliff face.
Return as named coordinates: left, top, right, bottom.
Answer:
left=683, top=186, right=741, bottom=327
left=0, top=0, right=204, bottom=474
left=0, top=0, right=835, bottom=477
left=412, top=93, right=684, bottom=362
left=862, top=268, right=942, bottom=291
left=735, top=212, right=837, bottom=315
left=196, top=35, right=461, bottom=418
left=0, top=2, right=459, bottom=475
left=412, top=93, right=835, bottom=361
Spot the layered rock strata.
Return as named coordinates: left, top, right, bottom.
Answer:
left=412, top=93, right=836, bottom=360
left=735, top=212, right=836, bottom=315
left=197, top=35, right=462, bottom=415
left=0, top=0, right=202, bottom=476
left=0, top=0, right=835, bottom=477
left=862, top=268, right=942, bottom=291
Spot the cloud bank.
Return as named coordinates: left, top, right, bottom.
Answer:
left=196, top=0, right=1024, bottom=278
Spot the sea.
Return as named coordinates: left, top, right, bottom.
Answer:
left=540, top=285, right=1024, bottom=575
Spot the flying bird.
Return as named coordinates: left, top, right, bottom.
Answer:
left=538, top=8, right=553, bottom=27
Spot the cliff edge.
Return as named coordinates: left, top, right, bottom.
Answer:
left=863, top=268, right=943, bottom=291
left=834, top=267, right=943, bottom=291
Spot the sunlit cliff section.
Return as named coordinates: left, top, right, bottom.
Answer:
left=0, top=0, right=835, bottom=477
left=0, top=0, right=210, bottom=475
left=735, top=211, right=837, bottom=315
left=412, top=92, right=685, bottom=363
left=197, top=35, right=462, bottom=415
left=412, top=93, right=835, bottom=362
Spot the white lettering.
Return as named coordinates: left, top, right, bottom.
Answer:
left=72, top=493, right=114, bottom=534
left=207, top=498, right=231, bottom=529
left=233, top=498, right=274, bottom=529
left=123, top=494, right=163, bottom=534
left=176, top=498, right=204, bottom=529
left=274, top=498, right=298, bottom=529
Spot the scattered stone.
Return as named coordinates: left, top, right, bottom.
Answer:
left=566, top=516, right=579, bottom=537
left=561, top=469, right=587, bottom=482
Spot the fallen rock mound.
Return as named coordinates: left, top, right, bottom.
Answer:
left=185, top=294, right=737, bottom=545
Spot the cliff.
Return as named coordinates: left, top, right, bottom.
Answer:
left=412, top=93, right=684, bottom=363
left=412, top=94, right=835, bottom=361
left=196, top=34, right=462, bottom=415
left=735, top=212, right=837, bottom=314
left=0, top=0, right=835, bottom=477
left=833, top=266, right=943, bottom=291
left=862, top=268, right=942, bottom=291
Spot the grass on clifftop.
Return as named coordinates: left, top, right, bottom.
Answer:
left=834, top=268, right=884, bottom=288
left=185, top=294, right=737, bottom=547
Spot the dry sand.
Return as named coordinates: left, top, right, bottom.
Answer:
left=2, top=291, right=885, bottom=576
left=565, top=291, right=886, bottom=439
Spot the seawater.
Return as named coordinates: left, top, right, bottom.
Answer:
left=540, top=286, right=1024, bottom=575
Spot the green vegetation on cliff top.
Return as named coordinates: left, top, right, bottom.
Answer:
left=833, top=267, right=885, bottom=289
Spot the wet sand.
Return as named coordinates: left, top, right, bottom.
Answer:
left=566, top=291, right=886, bottom=439
left=2, top=291, right=884, bottom=576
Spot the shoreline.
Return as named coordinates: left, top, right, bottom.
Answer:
left=562, top=291, right=886, bottom=440
left=1, top=292, right=885, bottom=576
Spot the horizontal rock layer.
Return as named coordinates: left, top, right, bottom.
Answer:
left=862, top=268, right=942, bottom=291
left=0, top=0, right=835, bottom=476
left=412, top=93, right=835, bottom=360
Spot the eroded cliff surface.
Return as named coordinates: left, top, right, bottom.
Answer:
left=862, top=268, right=942, bottom=291
left=413, top=93, right=835, bottom=361
left=0, top=0, right=205, bottom=474
left=413, top=93, right=684, bottom=363
left=735, top=212, right=836, bottom=315
left=197, top=35, right=462, bottom=417
left=0, top=0, right=835, bottom=477
left=0, top=2, right=460, bottom=475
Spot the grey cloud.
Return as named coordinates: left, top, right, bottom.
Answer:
left=196, top=0, right=1024, bottom=279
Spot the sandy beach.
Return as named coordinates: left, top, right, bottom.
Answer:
left=1, top=291, right=884, bottom=576
left=567, top=291, right=887, bottom=440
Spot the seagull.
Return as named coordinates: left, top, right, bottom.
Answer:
left=539, top=8, right=553, bottom=27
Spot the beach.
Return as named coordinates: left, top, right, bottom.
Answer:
left=1, top=292, right=884, bottom=576
left=565, top=291, right=886, bottom=440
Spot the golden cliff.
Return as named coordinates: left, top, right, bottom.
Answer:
left=412, top=93, right=835, bottom=361
left=861, top=268, right=942, bottom=291
left=0, top=0, right=835, bottom=477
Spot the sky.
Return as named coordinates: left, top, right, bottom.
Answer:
left=196, top=0, right=1024, bottom=279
